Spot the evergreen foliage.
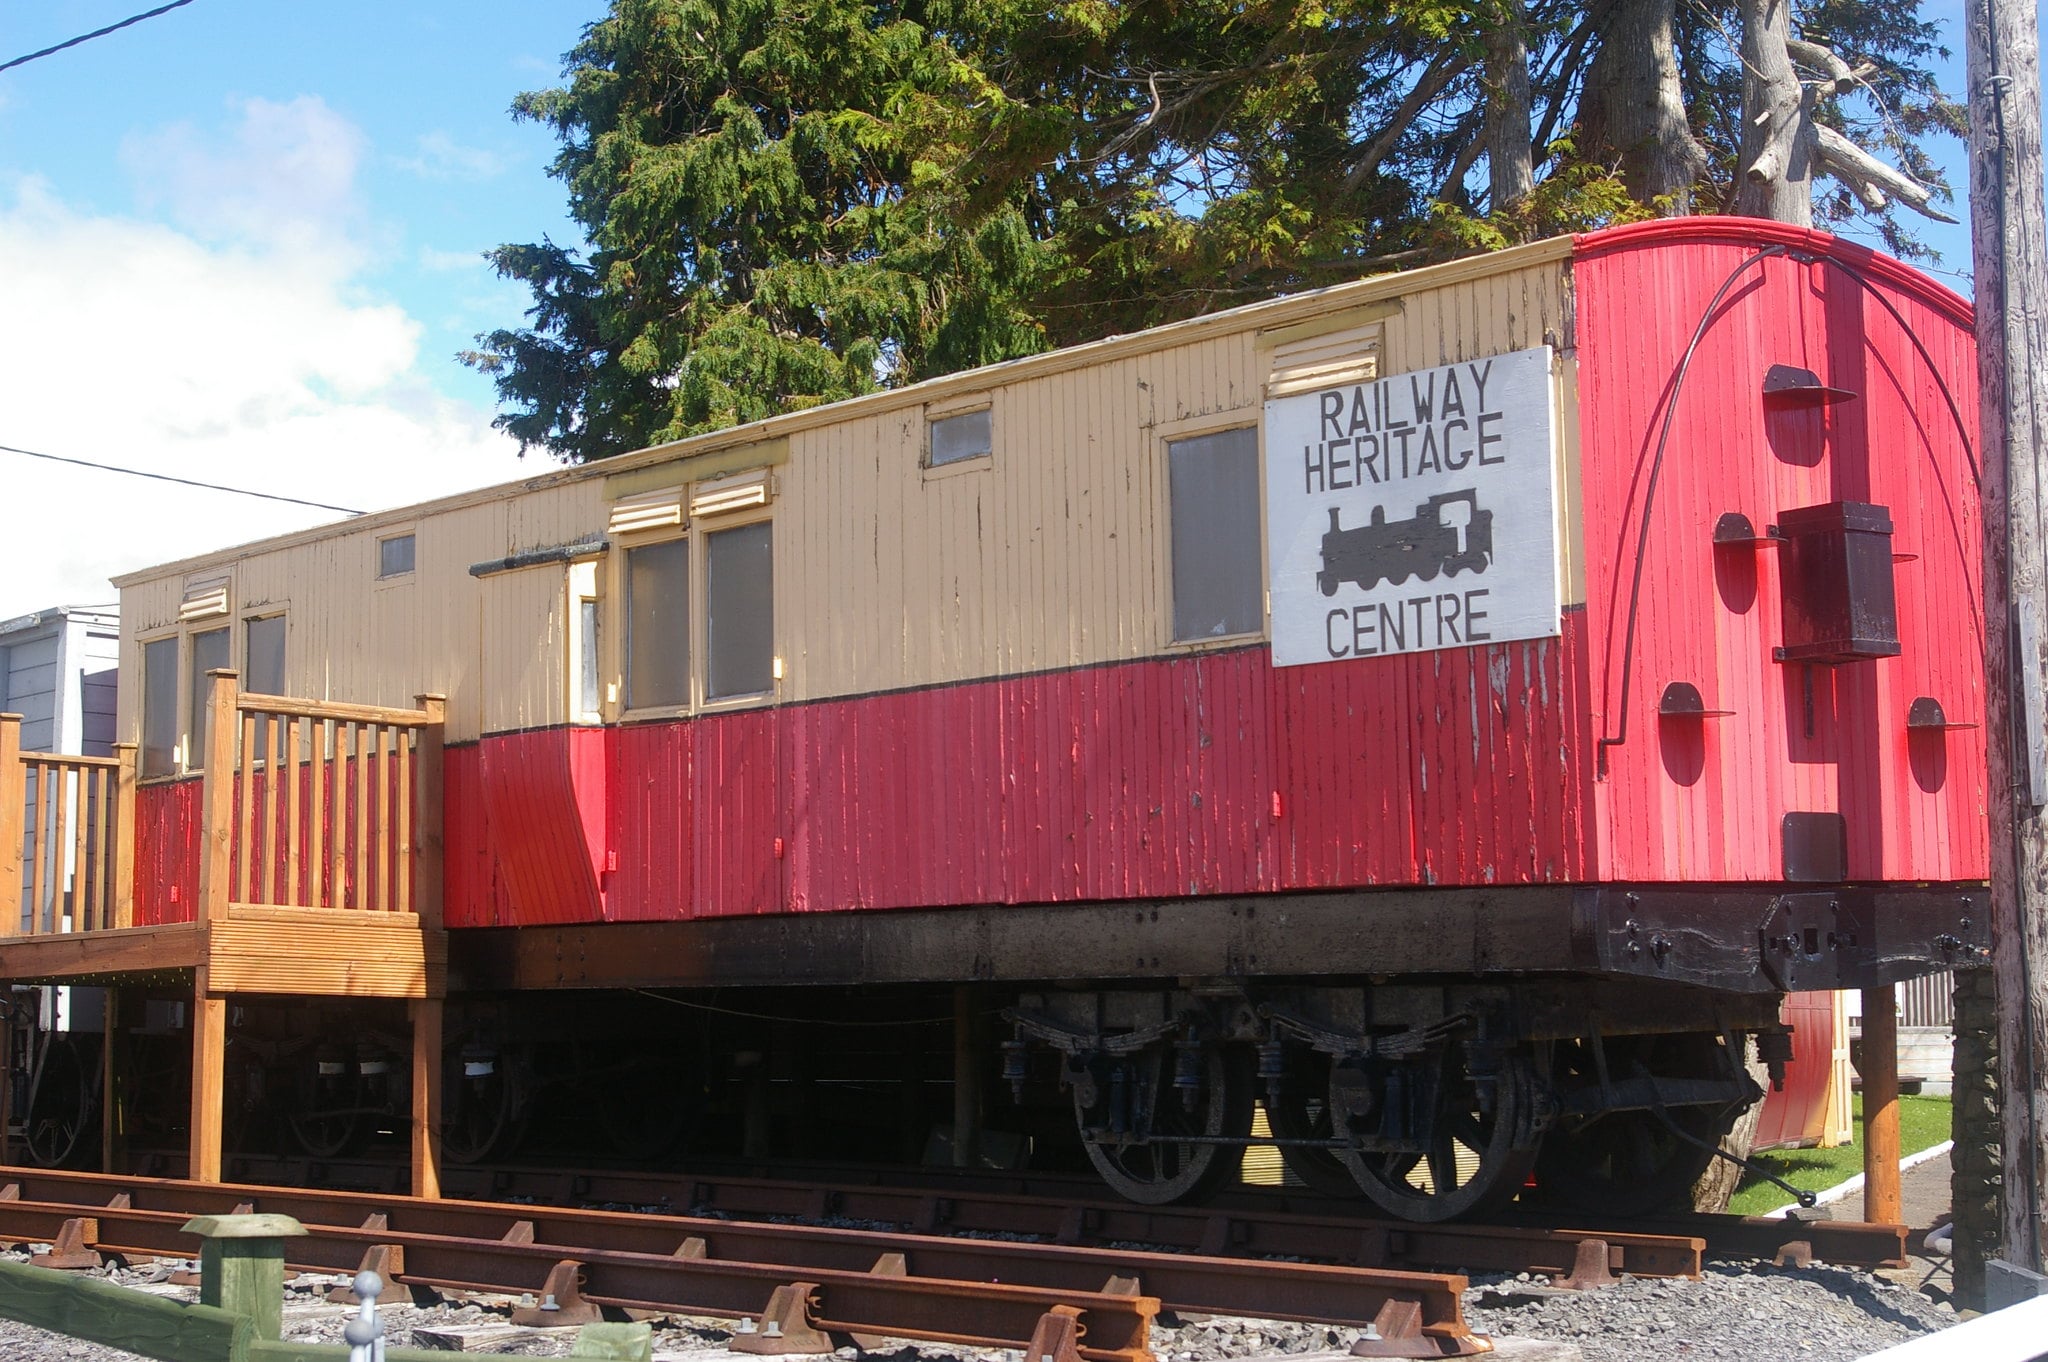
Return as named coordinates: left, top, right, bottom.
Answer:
left=468, top=0, right=1965, bottom=463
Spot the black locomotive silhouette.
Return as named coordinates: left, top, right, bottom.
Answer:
left=1316, top=489, right=1494, bottom=595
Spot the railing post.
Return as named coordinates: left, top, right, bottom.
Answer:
left=0, top=713, right=21, bottom=939
left=110, top=743, right=137, bottom=930
left=191, top=670, right=239, bottom=1185
left=412, top=693, right=445, bottom=934
left=195, top=670, right=240, bottom=928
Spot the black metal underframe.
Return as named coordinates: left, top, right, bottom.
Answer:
left=450, top=881, right=1990, bottom=997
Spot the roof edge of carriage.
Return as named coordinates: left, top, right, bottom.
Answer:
left=112, top=220, right=1967, bottom=591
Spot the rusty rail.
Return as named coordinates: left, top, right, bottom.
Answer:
left=187, top=1149, right=1706, bottom=1281
left=0, top=1166, right=1484, bottom=1358
left=0, top=718, right=136, bottom=938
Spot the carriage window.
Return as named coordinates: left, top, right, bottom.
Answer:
left=141, top=637, right=179, bottom=779
left=569, top=558, right=604, bottom=723
left=185, top=627, right=230, bottom=770
left=1168, top=427, right=1263, bottom=642
left=626, top=538, right=690, bottom=709
left=245, top=615, right=287, bottom=762
left=928, top=408, right=992, bottom=467
left=378, top=534, right=416, bottom=579
left=706, top=521, right=774, bottom=699
left=578, top=598, right=602, bottom=720
left=246, top=615, right=286, bottom=696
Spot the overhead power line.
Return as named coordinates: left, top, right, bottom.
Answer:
left=0, top=442, right=366, bottom=516
left=0, top=0, right=198, bottom=75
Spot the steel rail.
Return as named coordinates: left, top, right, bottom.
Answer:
left=0, top=1167, right=1482, bottom=1356
left=157, top=1147, right=1911, bottom=1271
left=0, top=1191, right=1158, bottom=1362
left=190, top=1151, right=1705, bottom=1281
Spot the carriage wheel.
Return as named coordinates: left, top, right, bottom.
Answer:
left=1264, top=1050, right=1363, bottom=1198
left=23, top=1033, right=99, bottom=1168
left=1528, top=1034, right=1740, bottom=1217
left=442, top=1046, right=527, bottom=1165
left=289, top=1062, right=366, bottom=1159
left=1330, top=1048, right=1536, bottom=1222
left=1073, top=1045, right=1253, bottom=1205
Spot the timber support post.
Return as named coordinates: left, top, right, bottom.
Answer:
left=0, top=712, right=22, bottom=940
left=410, top=997, right=443, bottom=1200
left=190, top=669, right=240, bottom=1185
left=1860, top=986, right=1902, bottom=1223
left=411, top=692, right=447, bottom=1201
left=1968, top=0, right=2048, bottom=1278
left=101, top=986, right=127, bottom=1175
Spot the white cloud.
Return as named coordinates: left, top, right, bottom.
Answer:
left=394, top=131, right=506, bottom=182
left=119, top=96, right=371, bottom=266
left=418, top=244, right=491, bottom=272
left=0, top=171, right=532, bottom=613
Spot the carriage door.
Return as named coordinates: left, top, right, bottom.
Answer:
left=471, top=557, right=608, bottom=925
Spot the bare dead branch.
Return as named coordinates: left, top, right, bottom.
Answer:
left=1786, top=36, right=1856, bottom=93
left=1815, top=123, right=1960, bottom=221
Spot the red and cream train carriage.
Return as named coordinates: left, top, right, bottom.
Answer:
left=3, top=218, right=1987, bottom=1218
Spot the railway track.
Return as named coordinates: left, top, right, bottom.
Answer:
left=0, top=1166, right=1486, bottom=1360
left=178, top=1148, right=1909, bottom=1274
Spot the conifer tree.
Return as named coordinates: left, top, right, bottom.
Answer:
left=472, top=0, right=1965, bottom=463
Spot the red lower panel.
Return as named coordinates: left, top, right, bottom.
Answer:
left=435, top=622, right=1593, bottom=928
left=469, top=728, right=607, bottom=926
left=135, top=777, right=201, bottom=927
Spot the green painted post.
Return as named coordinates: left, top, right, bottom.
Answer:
left=570, top=1321, right=655, bottom=1361
left=181, top=1213, right=310, bottom=1343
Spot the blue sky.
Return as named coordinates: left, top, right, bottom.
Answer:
left=0, top=0, right=2006, bottom=612
left=3, top=1, right=598, bottom=410
left=0, top=1, right=606, bottom=610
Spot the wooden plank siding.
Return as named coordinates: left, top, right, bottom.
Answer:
left=2, top=607, right=123, bottom=935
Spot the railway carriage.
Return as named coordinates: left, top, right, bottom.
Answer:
left=0, top=219, right=1989, bottom=1220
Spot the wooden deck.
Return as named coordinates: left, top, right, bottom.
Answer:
left=1, top=671, right=448, bottom=1193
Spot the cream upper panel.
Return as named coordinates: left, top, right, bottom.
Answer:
left=119, top=481, right=610, bottom=746
left=118, top=255, right=1574, bottom=742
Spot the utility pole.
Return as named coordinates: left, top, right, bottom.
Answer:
left=1968, top=0, right=2048, bottom=1274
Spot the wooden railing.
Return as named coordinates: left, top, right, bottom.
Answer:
left=0, top=715, right=137, bottom=937
left=197, top=670, right=445, bottom=928
left=0, top=672, right=445, bottom=947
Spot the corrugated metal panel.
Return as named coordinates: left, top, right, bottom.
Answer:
left=443, top=631, right=1587, bottom=926
left=1753, top=990, right=1840, bottom=1151
left=134, top=779, right=201, bottom=927
left=472, top=728, right=605, bottom=925
left=1574, top=227, right=1987, bottom=886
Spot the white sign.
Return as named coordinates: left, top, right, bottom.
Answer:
left=1264, top=346, right=1560, bottom=667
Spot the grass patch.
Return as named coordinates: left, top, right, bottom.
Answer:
left=1726, top=1092, right=1951, bottom=1217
